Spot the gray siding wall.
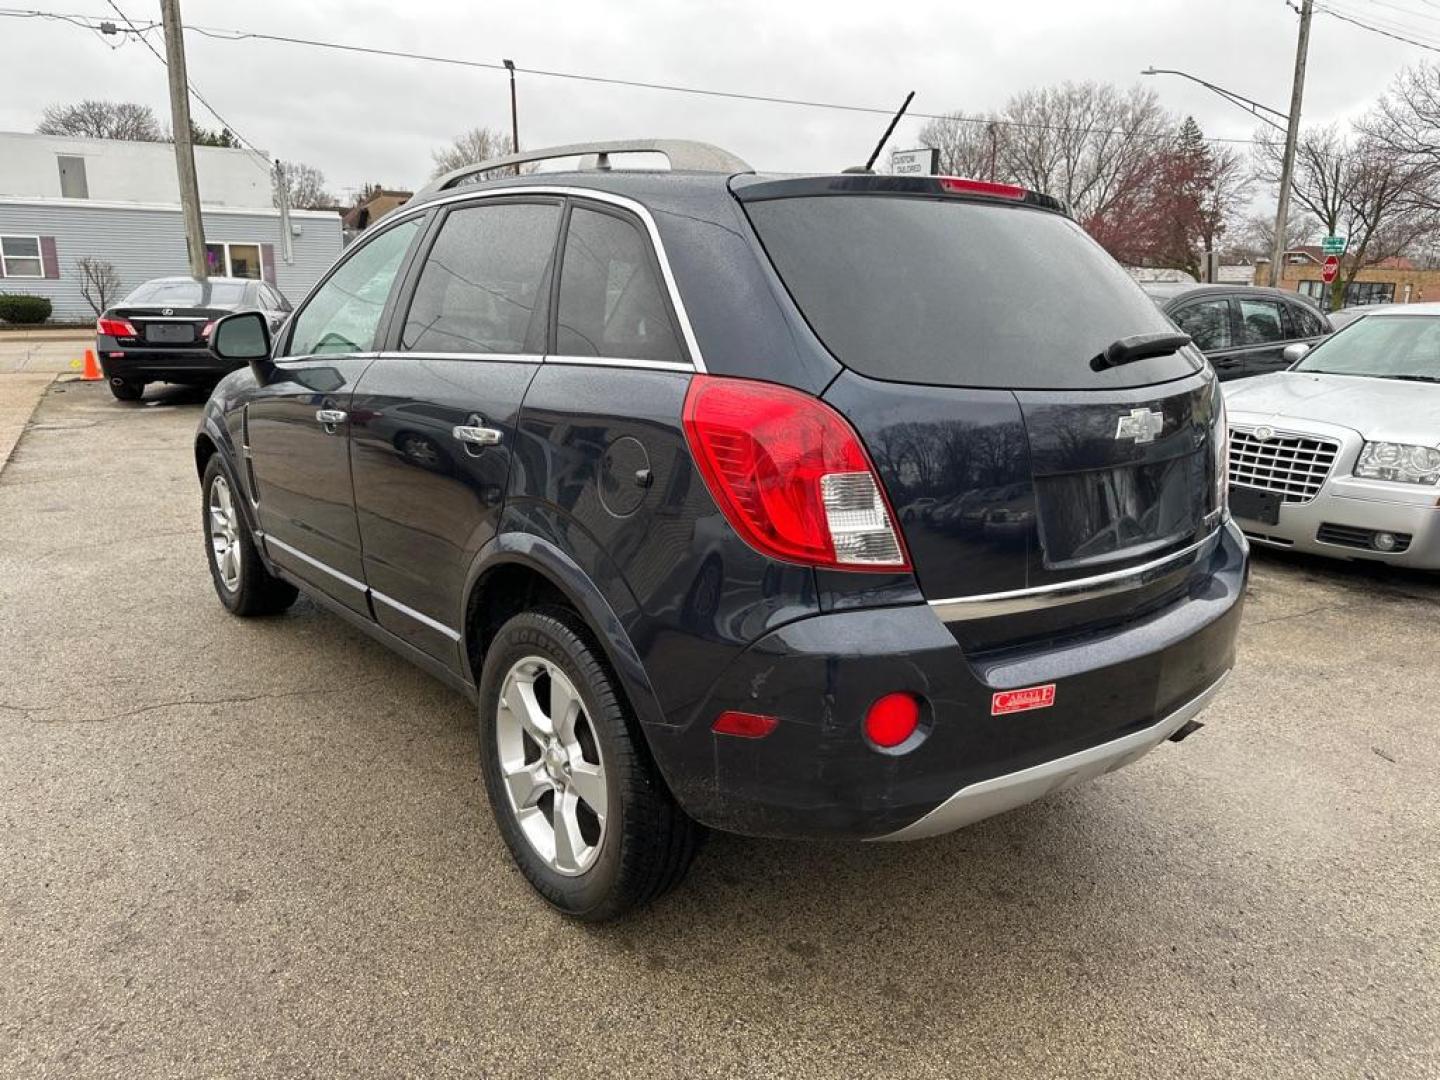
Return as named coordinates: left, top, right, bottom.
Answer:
left=0, top=201, right=342, bottom=321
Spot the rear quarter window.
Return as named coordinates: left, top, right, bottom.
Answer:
left=743, top=195, right=1197, bottom=390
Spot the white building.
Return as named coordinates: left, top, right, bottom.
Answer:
left=0, top=131, right=342, bottom=321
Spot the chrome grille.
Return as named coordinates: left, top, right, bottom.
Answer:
left=1228, top=427, right=1340, bottom=503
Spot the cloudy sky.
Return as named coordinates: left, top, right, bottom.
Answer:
left=1, top=0, right=1437, bottom=201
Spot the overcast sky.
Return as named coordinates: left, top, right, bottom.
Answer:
left=1, top=0, right=1436, bottom=201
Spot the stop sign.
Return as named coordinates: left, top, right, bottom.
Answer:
left=1322, top=254, right=1340, bottom=284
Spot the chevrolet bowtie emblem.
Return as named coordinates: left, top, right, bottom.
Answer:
left=1115, top=407, right=1165, bottom=444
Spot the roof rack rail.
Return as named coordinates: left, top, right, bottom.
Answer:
left=416, top=139, right=752, bottom=197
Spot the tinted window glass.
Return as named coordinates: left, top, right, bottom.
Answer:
left=1172, top=299, right=1233, bottom=351
left=288, top=217, right=420, bottom=356
left=1290, top=302, right=1325, bottom=338
left=1239, top=298, right=1286, bottom=345
left=124, top=280, right=248, bottom=306
left=556, top=207, right=682, bottom=362
left=745, top=196, right=1191, bottom=388
left=400, top=202, right=559, bottom=354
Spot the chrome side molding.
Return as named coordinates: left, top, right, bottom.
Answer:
left=928, top=524, right=1229, bottom=622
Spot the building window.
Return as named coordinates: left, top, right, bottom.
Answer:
left=204, top=242, right=263, bottom=279
left=0, top=236, right=43, bottom=278
left=1345, top=281, right=1395, bottom=307
left=1298, top=280, right=1323, bottom=300
left=57, top=155, right=89, bottom=199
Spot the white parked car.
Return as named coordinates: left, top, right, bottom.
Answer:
left=1223, top=304, right=1440, bottom=567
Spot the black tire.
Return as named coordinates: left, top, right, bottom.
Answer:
left=201, top=455, right=298, bottom=616
left=477, top=608, right=703, bottom=920
left=109, top=379, right=144, bottom=402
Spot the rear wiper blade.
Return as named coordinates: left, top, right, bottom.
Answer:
left=1091, top=332, right=1192, bottom=372
left=1385, top=374, right=1440, bottom=383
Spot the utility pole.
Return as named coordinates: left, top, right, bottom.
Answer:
left=274, top=161, right=294, bottom=265
left=160, top=0, right=207, bottom=279
left=503, top=59, right=519, bottom=175
left=985, top=121, right=999, bottom=182
left=1269, top=0, right=1313, bottom=291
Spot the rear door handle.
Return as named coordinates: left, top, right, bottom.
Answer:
left=453, top=424, right=503, bottom=447
left=315, top=408, right=347, bottom=430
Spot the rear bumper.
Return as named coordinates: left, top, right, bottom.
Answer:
left=643, top=521, right=1247, bottom=840
left=874, top=670, right=1229, bottom=840
left=97, top=338, right=240, bottom=383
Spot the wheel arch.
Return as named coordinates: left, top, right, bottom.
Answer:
left=461, top=531, right=667, bottom=733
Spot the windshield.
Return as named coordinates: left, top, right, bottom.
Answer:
left=123, top=280, right=250, bottom=307
left=744, top=195, right=1198, bottom=390
left=1296, top=315, right=1440, bottom=382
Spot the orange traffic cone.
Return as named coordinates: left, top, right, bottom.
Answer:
left=81, top=349, right=102, bottom=381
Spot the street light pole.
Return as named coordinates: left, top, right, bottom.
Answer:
left=1270, top=0, right=1314, bottom=290
left=503, top=58, right=519, bottom=175
left=160, top=0, right=207, bottom=279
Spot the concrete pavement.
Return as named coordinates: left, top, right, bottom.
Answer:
left=0, top=329, right=93, bottom=375
left=1, top=381, right=1437, bottom=1078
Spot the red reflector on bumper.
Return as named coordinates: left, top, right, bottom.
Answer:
left=992, top=684, right=1056, bottom=716
left=712, top=711, right=779, bottom=738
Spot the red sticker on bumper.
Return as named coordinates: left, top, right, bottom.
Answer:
left=991, top=684, right=1056, bottom=716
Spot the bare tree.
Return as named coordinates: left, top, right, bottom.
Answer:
left=273, top=162, right=336, bottom=210
left=430, top=127, right=516, bottom=179
left=997, top=83, right=1172, bottom=224
left=1256, top=123, right=1439, bottom=305
left=1365, top=65, right=1440, bottom=205
left=76, top=258, right=123, bottom=316
left=37, top=100, right=163, bottom=141
left=1229, top=210, right=1319, bottom=262
left=914, top=114, right=1002, bottom=179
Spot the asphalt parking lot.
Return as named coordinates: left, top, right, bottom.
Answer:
left=2, top=379, right=1437, bottom=1079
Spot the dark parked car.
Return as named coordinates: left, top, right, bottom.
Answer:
left=1143, top=283, right=1331, bottom=381
left=195, top=140, right=1246, bottom=920
left=97, top=276, right=291, bottom=401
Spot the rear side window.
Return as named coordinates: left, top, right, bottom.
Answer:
left=1172, top=299, right=1233, bottom=351
left=1238, top=298, right=1286, bottom=345
left=744, top=195, right=1192, bottom=389
left=556, top=206, right=683, bottom=363
left=1290, top=302, right=1326, bottom=338
left=401, top=201, right=560, bottom=354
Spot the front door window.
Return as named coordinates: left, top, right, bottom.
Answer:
left=287, top=217, right=421, bottom=357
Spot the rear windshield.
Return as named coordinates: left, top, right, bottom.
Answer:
left=124, top=280, right=249, bottom=306
left=745, top=195, right=1196, bottom=389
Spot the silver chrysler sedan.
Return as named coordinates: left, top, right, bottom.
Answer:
left=1223, top=304, right=1440, bottom=567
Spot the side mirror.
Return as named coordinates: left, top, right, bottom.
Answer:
left=210, top=310, right=276, bottom=385
left=1282, top=342, right=1310, bottom=364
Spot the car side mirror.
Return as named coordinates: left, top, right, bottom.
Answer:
left=210, top=310, right=277, bottom=385
left=1282, top=342, right=1310, bottom=364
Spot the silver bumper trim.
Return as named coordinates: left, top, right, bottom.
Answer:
left=872, top=670, right=1232, bottom=841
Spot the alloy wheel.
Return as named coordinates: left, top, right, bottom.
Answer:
left=495, top=656, right=608, bottom=876
left=208, top=474, right=242, bottom=593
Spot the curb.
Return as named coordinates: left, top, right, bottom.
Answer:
left=0, top=373, right=58, bottom=476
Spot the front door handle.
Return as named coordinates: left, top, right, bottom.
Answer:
left=453, top=424, right=503, bottom=447
left=315, top=408, right=347, bottom=434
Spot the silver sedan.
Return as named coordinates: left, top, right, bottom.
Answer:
left=1223, top=303, right=1440, bottom=567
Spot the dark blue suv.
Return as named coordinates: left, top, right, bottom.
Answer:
left=195, top=140, right=1246, bottom=919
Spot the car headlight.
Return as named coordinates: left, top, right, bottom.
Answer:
left=1354, top=441, right=1440, bottom=485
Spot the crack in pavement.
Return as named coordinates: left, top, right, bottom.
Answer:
left=14, top=677, right=387, bottom=725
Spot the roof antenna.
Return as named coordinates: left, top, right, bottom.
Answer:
left=849, top=91, right=915, bottom=174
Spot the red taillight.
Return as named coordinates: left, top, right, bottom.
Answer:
left=938, top=177, right=1026, bottom=200
left=864, top=693, right=922, bottom=748
left=682, top=375, right=909, bottom=571
left=712, top=711, right=780, bottom=738
left=97, top=317, right=138, bottom=337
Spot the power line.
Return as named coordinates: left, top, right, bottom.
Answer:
left=98, top=0, right=272, bottom=175
left=0, top=6, right=1267, bottom=147
left=1313, top=1, right=1440, bottom=51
